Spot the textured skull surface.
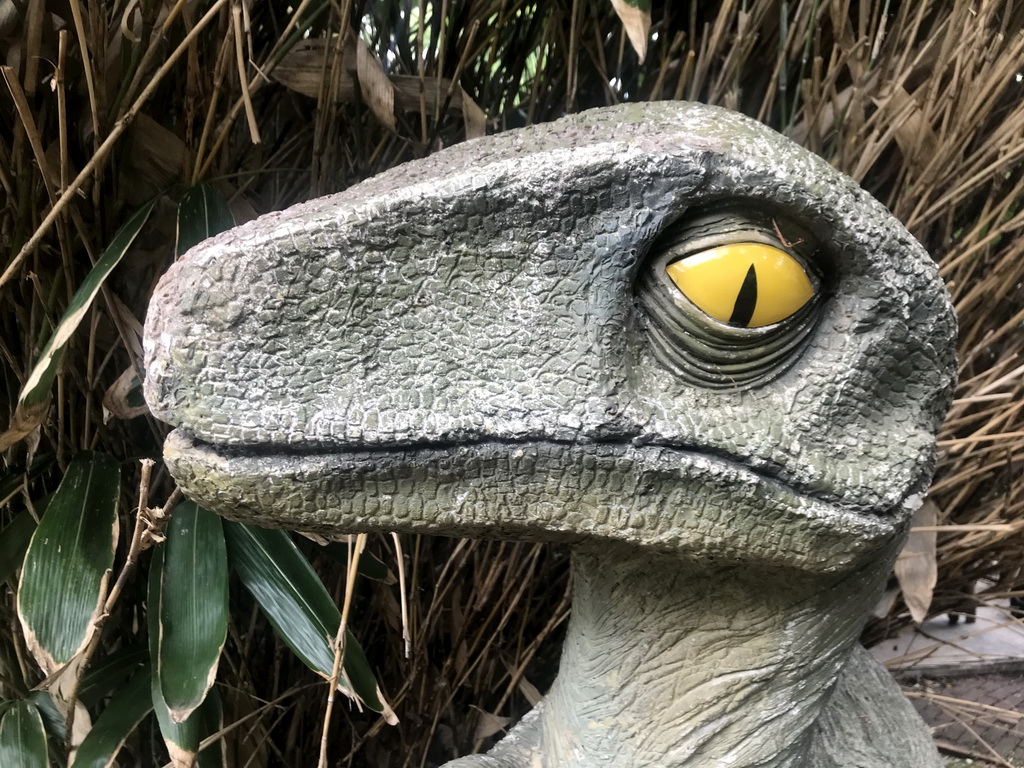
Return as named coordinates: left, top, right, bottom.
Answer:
left=144, top=102, right=956, bottom=767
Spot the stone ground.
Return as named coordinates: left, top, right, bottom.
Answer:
left=872, top=604, right=1024, bottom=767
left=909, top=671, right=1024, bottom=767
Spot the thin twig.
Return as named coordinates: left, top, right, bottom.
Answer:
left=391, top=532, right=411, bottom=659
left=318, top=532, right=366, bottom=768
left=0, top=0, right=231, bottom=292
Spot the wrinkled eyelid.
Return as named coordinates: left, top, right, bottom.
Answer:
left=665, top=243, right=816, bottom=329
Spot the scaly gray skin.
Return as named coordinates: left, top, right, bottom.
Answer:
left=144, top=102, right=957, bottom=767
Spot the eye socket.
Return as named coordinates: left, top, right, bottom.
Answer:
left=636, top=207, right=825, bottom=390
left=665, top=243, right=814, bottom=328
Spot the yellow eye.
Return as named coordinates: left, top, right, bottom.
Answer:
left=665, top=243, right=815, bottom=328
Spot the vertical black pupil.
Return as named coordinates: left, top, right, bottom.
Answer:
left=729, top=264, right=758, bottom=327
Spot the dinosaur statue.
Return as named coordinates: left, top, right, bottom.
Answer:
left=144, top=102, right=956, bottom=767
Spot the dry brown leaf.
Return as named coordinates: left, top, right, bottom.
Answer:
left=102, top=366, right=149, bottom=423
left=870, top=85, right=939, bottom=172
left=871, top=586, right=900, bottom=620
left=122, top=113, right=187, bottom=205
left=119, top=0, right=142, bottom=43
left=355, top=35, right=396, bottom=131
left=120, top=115, right=255, bottom=219
left=165, top=741, right=197, bottom=768
left=388, top=75, right=474, bottom=120
left=0, top=397, right=49, bottom=452
left=609, top=0, right=651, bottom=63
left=298, top=531, right=330, bottom=546
left=216, top=180, right=259, bottom=226
left=0, top=1, right=20, bottom=39
left=461, top=89, right=487, bottom=139
left=52, top=659, right=93, bottom=755
left=517, top=677, right=542, bottom=706
left=895, top=499, right=939, bottom=624
left=471, top=706, right=511, bottom=741
left=272, top=40, right=351, bottom=100
left=274, top=40, right=486, bottom=133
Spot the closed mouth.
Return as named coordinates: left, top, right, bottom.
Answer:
left=175, top=429, right=894, bottom=514
left=164, top=429, right=910, bottom=573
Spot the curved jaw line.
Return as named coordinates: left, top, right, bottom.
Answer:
left=164, top=429, right=911, bottom=574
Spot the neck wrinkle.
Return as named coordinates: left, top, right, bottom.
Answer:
left=535, top=541, right=894, bottom=768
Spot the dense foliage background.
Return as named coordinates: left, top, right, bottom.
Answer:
left=1, top=1, right=1023, bottom=765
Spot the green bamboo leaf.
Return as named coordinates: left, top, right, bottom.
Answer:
left=79, top=646, right=148, bottom=709
left=223, top=522, right=337, bottom=675
left=158, top=502, right=228, bottom=722
left=0, top=699, right=48, bottom=768
left=148, top=545, right=202, bottom=768
left=19, top=200, right=156, bottom=409
left=70, top=664, right=153, bottom=768
left=25, top=691, right=65, bottom=742
left=0, top=511, right=37, bottom=585
left=17, top=452, right=120, bottom=673
left=223, top=521, right=394, bottom=721
left=176, top=184, right=234, bottom=257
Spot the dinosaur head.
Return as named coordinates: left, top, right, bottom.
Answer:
left=144, top=102, right=956, bottom=573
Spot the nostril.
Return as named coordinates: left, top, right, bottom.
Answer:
left=143, top=355, right=183, bottom=419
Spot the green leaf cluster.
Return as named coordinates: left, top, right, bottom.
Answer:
left=0, top=182, right=391, bottom=766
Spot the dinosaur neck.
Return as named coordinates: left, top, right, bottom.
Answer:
left=535, top=541, right=893, bottom=768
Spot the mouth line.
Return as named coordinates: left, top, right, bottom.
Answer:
left=173, top=429, right=898, bottom=519
left=165, top=429, right=911, bottom=572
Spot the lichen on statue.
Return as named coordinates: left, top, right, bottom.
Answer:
left=143, top=102, right=956, bottom=767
